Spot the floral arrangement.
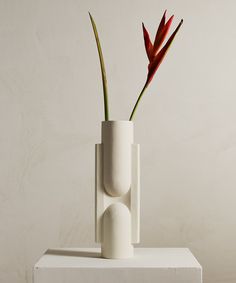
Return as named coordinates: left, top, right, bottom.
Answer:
left=89, top=11, right=183, bottom=121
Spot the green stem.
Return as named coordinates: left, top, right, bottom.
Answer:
left=129, top=82, right=148, bottom=121
left=89, top=12, right=109, bottom=120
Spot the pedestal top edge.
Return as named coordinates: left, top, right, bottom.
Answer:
left=34, top=248, right=202, bottom=269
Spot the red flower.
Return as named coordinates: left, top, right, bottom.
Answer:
left=143, top=10, right=183, bottom=86
left=129, top=11, right=183, bottom=120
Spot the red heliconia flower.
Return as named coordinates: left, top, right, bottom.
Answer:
left=143, top=10, right=183, bottom=86
left=129, top=11, right=183, bottom=120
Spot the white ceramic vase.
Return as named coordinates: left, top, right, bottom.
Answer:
left=95, top=121, right=140, bottom=259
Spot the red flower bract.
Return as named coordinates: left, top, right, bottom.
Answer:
left=143, top=11, right=183, bottom=86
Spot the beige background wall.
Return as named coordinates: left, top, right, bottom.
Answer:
left=0, top=0, right=236, bottom=282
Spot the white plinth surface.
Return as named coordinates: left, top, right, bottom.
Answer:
left=33, top=248, right=202, bottom=283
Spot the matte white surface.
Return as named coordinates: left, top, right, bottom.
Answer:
left=102, top=121, right=133, bottom=197
left=95, top=143, right=140, bottom=244
left=96, top=121, right=139, bottom=258
left=1, top=0, right=236, bottom=282
left=34, top=248, right=202, bottom=283
left=131, top=144, right=140, bottom=243
left=35, top=248, right=201, bottom=268
left=102, top=202, right=133, bottom=258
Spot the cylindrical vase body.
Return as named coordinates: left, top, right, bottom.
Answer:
left=102, top=121, right=133, bottom=197
left=101, top=203, right=133, bottom=259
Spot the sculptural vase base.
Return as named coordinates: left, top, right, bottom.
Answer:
left=101, top=244, right=133, bottom=259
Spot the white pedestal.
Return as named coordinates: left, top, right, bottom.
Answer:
left=33, top=248, right=202, bottom=283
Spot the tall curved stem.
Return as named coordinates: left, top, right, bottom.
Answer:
left=129, top=82, right=148, bottom=121
left=89, top=13, right=109, bottom=120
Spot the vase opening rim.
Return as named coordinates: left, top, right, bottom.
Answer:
left=102, top=120, right=133, bottom=124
